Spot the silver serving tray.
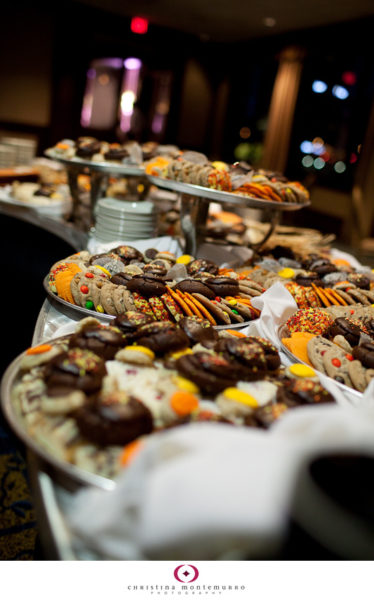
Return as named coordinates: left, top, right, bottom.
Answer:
left=0, top=350, right=115, bottom=491
left=43, top=276, right=256, bottom=330
left=148, top=176, right=310, bottom=211
left=278, top=323, right=363, bottom=399
left=43, top=276, right=114, bottom=323
left=45, top=149, right=145, bottom=176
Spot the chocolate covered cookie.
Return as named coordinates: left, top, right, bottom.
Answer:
left=353, top=341, right=374, bottom=369
left=205, top=276, right=239, bottom=297
left=134, top=321, right=189, bottom=355
left=45, top=348, right=106, bottom=397
left=76, top=137, right=101, bottom=158
left=174, top=279, right=215, bottom=299
left=215, top=337, right=268, bottom=380
left=327, top=317, right=362, bottom=347
left=176, top=352, right=241, bottom=395
left=113, top=245, right=144, bottom=264
left=75, top=391, right=153, bottom=446
left=187, top=259, right=219, bottom=276
left=68, top=322, right=124, bottom=360
left=245, top=336, right=281, bottom=371
left=277, top=379, right=335, bottom=406
left=126, top=275, right=167, bottom=298
left=179, top=316, right=219, bottom=349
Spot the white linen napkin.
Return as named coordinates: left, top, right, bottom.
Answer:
left=329, top=248, right=367, bottom=271
left=86, top=235, right=183, bottom=256
left=67, top=401, right=374, bottom=560
left=246, top=282, right=297, bottom=347
left=67, top=423, right=297, bottom=560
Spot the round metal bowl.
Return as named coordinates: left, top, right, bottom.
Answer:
left=45, top=150, right=145, bottom=176
left=1, top=348, right=115, bottom=491
left=147, top=176, right=310, bottom=211
left=43, top=276, right=257, bottom=330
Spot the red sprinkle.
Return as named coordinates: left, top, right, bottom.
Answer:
left=215, top=296, right=220, bottom=302
left=346, top=354, right=354, bottom=361
left=80, top=285, right=89, bottom=294
left=350, top=309, right=354, bottom=314
left=332, top=358, right=341, bottom=367
left=85, top=272, right=94, bottom=279
left=321, top=350, right=326, bottom=356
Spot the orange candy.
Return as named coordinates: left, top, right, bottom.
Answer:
left=54, top=263, right=82, bottom=304
left=26, top=344, right=53, bottom=355
left=282, top=332, right=316, bottom=366
left=225, top=329, right=247, bottom=338
left=120, top=439, right=144, bottom=467
left=170, top=391, right=199, bottom=416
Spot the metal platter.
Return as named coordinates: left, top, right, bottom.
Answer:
left=0, top=351, right=115, bottom=491
left=43, top=276, right=114, bottom=323
left=43, top=276, right=256, bottom=330
left=45, top=150, right=145, bottom=176
left=278, top=323, right=363, bottom=400
left=147, top=176, right=310, bottom=211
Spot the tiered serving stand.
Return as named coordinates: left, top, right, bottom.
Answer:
left=46, top=150, right=310, bottom=253
left=147, top=176, right=309, bottom=255
left=45, top=151, right=149, bottom=230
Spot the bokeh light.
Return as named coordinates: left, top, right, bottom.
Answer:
left=342, top=71, right=357, bottom=86
left=314, top=157, right=325, bottom=170
left=130, top=17, right=148, bottom=34
left=239, top=127, right=251, bottom=139
left=332, top=85, right=349, bottom=100
left=300, top=140, right=314, bottom=153
left=334, top=161, right=346, bottom=173
left=302, top=155, right=314, bottom=167
left=98, top=74, right=109, bottom=86
left=124, top=57, right=142, bottom=70
left=312, top=80, right=327, bottom=93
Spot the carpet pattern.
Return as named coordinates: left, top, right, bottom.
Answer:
left=0, top=423, right=37, bottom=560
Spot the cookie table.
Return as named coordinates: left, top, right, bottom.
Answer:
left=0, top=198, right=87, bottom=251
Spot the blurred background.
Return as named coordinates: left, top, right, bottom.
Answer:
left=1, top=0, right=374, bottom=249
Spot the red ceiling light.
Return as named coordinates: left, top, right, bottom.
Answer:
left=342, top=71, right=356, bottom=86
left=131, top=17, right=148, bottom=34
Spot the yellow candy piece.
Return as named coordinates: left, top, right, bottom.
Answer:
left=289, top=363, right=316, bottom=378
left=176, top=254, right=193, bottom=265
left=96, top=305, right=104, bottom=313
left=278, top=268, right=295, bottom=279
left=172, top=375, right=199, bottom=394
left=127, top=345, right=155, bottom=360
left=223, top=387, right=258, bottom=407
left=170, top=348, right=193, bottom=360
left=211, top=160, right=229, bottom=172
left=95, top=265, right=111, bottom=277
left=137, top=184, right=145, bottom=193
left=228, top=299, right=237, bottom=305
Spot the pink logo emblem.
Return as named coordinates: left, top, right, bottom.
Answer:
left=174, top=565, right=199, bottom=583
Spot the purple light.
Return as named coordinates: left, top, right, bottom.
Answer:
left=87, top=68, right=96, bottom=80
left=151, top=114, right=164, bottom=134
left=93, top=57, right=123, bottom=69
left=124, top=57, right=142, bottom=70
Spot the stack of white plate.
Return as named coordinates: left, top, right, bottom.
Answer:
left=94, top=197, right=157, bottom=242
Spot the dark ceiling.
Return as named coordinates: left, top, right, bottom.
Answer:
left=74, top=0, right=374, bottom=42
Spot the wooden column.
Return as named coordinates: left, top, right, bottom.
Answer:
left=261, top=47, right=304, bottom=173
left=351, top=98, right=374, bottom=248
